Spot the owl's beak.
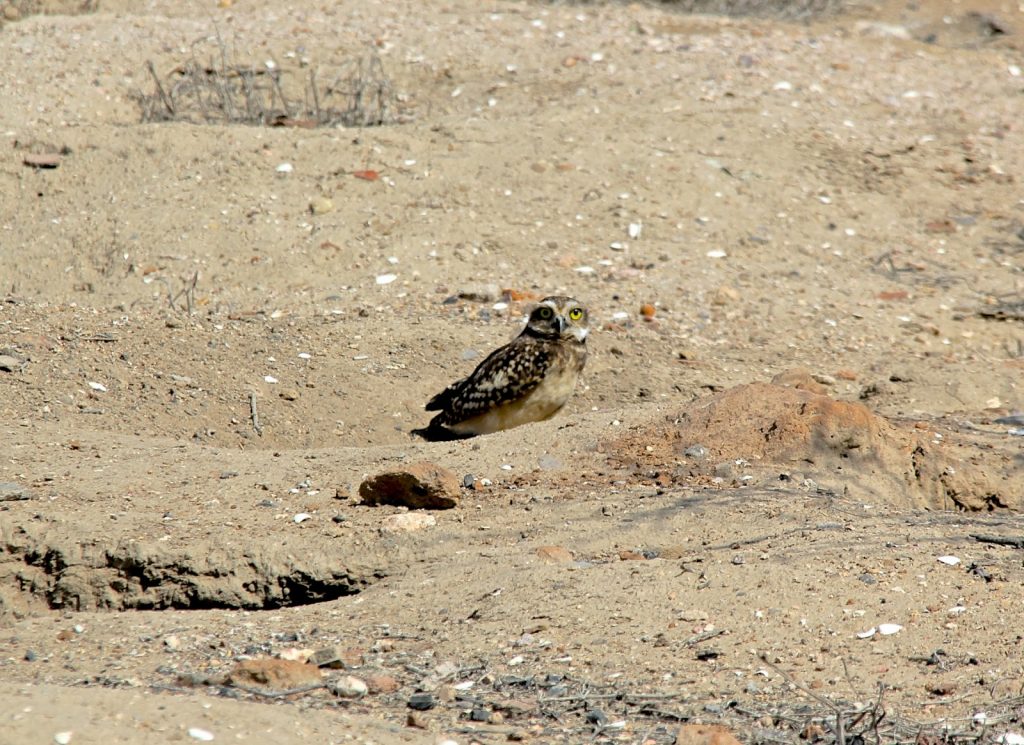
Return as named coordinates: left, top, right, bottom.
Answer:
left=555, top=316, right=567, bottom=333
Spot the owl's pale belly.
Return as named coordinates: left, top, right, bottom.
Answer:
left=447, top=364, right=580, bottom=436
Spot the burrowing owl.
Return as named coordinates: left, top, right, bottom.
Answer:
left=413, top=296, right=589, bottom=440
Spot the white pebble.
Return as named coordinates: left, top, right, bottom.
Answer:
left=376, top=273, right=397, bottom=285
left=937, top=555, right=960, bottom=566
left=1009, top=65, right=1022, bottom=77
left=856, top=627, right=876, bottom=639
left=628, top=222, right=642, bottom=239
left=264, top=375, right=278, bottom=384
left=275, top=162, right=293, bottom=174
left=507, top=655, right=525, bottom=666
left=188, top=728, right=215, bottom=742
left=87, top=381, right=107, bottom=392
left=878, top=623, right=902, bottom=635
left=500, top=464, right=513, bottom=471
left=574, top=265, right=596, bottom=274
left=293, top=513, right=312, bottom=523
left=611, top=311, right=629, bottom=321
left=451, top=86, right=462, bottom=98
left=298, top=352, right=311, bottom=360
left=492, top=302, right=508, bottom=311
left=974, top=712, right=988, bottom=725
left=609, top=241, right=626, bottom=251
left=706, top=249, right=727, bottom=258
left=773, top=80, right=793, bottom=91
left=54, top=732, right=73, bottom=745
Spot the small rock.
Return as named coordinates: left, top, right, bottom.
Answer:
left=407, top=692, right=436, bottom=710
left=836, top=369, right=858, bottom=381
left=53, top=732, right=72, bottom=745
left=618, top=550, right=646, bottom=561
left=535, top=545, right=573, bottom=563
left=226, top=658, right=321, bottom=690
left=639, top=303, right=657, bottom=320
left=279, top=389, right=299, bottom=401
left=359, top=462, right=461, bottom=509
left=309, top=196, right=334, bottom=215
left=329, top=675, right=368, bottom=698
left=711, top=286, right=740, bottom=306
left=163, top=635, right=182, bottom=651
left=188, top=729, right=215, bottom=742
left=406, top=712, right=429, bottom=729
left=0, top=482, right=30, bottom=501
left=0, top=354, right=23, bottom=372
left=4, top=5, right=22, bottom=21
left=380, top=513, right=436, bottom=533
left=24, top=650, right=37, bottom=662
left=683, top=445, right=708, bottom=460
left=364, top=673, right=401, bottom=694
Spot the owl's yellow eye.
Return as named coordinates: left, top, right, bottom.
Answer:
left=537, top=306, right=553, bottom=320
left=568, top=308, right=583, bottom=321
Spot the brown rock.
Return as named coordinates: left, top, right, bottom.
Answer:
left=710, top=286, right=740, bottom=306
left=364, top=673, right=401, bottom=693
left=226, top=658, right=321, bottom=690
left=535, top=545, right=573, bottom=563
left=406, top=712, right=429, bottom=729
left=359, top=462, right=460, bottom=509
left=675, top=724, right=743, bottom=745
left=835, top=368, right=858, bottom=381
left=618, top=550, right=646, bottom=561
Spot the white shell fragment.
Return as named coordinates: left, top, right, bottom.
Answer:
left=88, top=381, right=107, bottom=392
left=375, top=273, right=397, bottom=285
left=293, top=513, right=312, bottom=523
left=275, top=162, right=293, bottom=174
left=937, top=555, right=960, bottom=566
left=878, top=623, right=903, bottom=635
left=628, top=221, right=642, bottom=239
left=706, top=249, right=727, bottom=258
left=188, top=728, right=215, bottom=742
left=54, top=733, right=73, bottom=745
left=856, top=627, right=876, bottom=639
left=264, top=375, right=278, bottom=384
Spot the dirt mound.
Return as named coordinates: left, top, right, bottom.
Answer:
left=605, top=381, right=1019, bottom=511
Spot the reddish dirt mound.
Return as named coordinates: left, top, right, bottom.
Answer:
left=604, top=381, right=1019, bottom=511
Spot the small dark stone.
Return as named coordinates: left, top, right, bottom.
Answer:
left=257, top=499, right=279, bottom=508
left=408, top=692, right=436, bottom=710
left=463, top=474, right=475, bottom=489
left=469, top=708, right=489, bottom=721
left=24, top=650, right=37, bottom=662
left=858, top=573, right=877, bottom=585
left=585, top=709, right=607, bottom=725
left=332, top=514, right=347, bottom=524
left=219, top=471, right=238, bottom=479
left=696, top=648, right=721, bottom=661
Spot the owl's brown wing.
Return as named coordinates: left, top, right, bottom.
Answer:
left=425, top=338, right=553, bottom=425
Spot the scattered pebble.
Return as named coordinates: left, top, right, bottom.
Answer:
left=380, top=513, right=436, bottom=533
left=375, top=273, right=397, bottom=285
left=293, top=512, right=312, bottom=523
left=0, top=354, right=23, bottom=372
left=628, top=222, right=642, bottom=239
left=535, top=545, right=572, bottom=563
left=275, top=162, right=293, bottom=174
left=329, top=675, right=368, bottom=698
left=937, top=555, right=960, bottom=566
left=407, top=692, right=436, bottom=710
left=309, top=196, right=334, bottom=215
left=53, top=733, right=73, bottom=745
left=87, top=381, right=107, bottom=392
left=879, top=623, right=903, bottom=635
left=706, top=249, right=727, bottom=259
left=188, top=728, right=215, bottom=742
left=263, top=375, right=278, bottom=384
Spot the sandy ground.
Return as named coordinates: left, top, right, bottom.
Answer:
left=1, top=0, right=1023, bottom=743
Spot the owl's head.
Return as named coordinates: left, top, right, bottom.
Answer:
left=524, top=296, right=589, bottom=342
